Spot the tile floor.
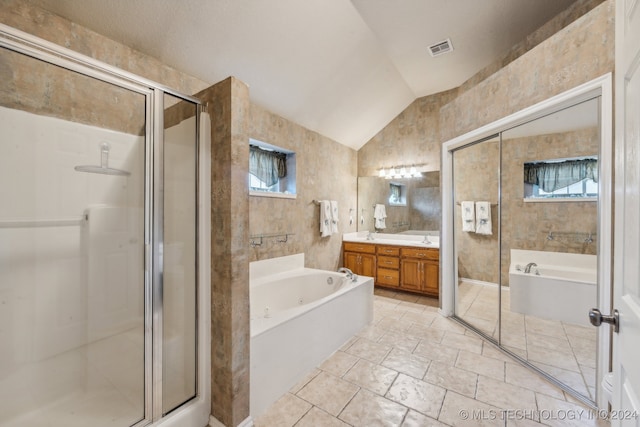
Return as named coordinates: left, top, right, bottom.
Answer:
left=457, top=280, right=597, bottom=400
left=255, top=288, right=609, bottom=427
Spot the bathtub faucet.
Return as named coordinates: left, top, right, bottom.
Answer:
left=338, top=267, right=358, bottom=282
left=524, top=262, right=538, bottom=274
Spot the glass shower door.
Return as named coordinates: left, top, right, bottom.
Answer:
left=161, top=94, right=198, bottom=414
left=0, top=46, right=146, bottom=426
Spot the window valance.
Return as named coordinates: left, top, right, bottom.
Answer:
left=524, top=158, right=598, bottom=193
left=249, top=145, right=287, bottom=187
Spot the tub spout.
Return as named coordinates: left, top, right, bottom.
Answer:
left=524, top=262, right=538, bottom=274
left=338, top=267, right=357, bottom=282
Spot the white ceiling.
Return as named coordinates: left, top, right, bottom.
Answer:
left=29, top=0, right=577, bottom=150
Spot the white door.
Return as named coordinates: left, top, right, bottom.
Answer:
left=612, top=0, right=640, bottom=424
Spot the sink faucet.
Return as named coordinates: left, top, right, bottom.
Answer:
left=366, top=231, right=375, bottom=241
left=524, top=262, right=538, bottom=274
left=338, top=267, right=357, bottom=282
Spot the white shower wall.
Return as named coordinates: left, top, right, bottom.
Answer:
left=0, top=105, right=145, bottom=367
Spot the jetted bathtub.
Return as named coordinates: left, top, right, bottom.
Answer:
left=509, top=249, right=596, bottom=326
left=249, top=254, right=374, bottom=418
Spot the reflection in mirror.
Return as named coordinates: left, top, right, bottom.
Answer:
left=452, top=136, right=500, bottom=338
left=500, top=97, right=599, bottom=402
left=357, top=172, right=440, bottom=234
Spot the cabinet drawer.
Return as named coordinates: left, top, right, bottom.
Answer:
left=377, top=246, right=400, bottom=256
left=401, top=247, right=439, bottom=260
left=378, top=256, right=399, bottom=269
left=377, top=268, right=399, bottom=286
left=343, top=242, right=376, bottom=254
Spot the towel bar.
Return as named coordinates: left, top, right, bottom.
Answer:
left=249, top=233, right=295, bottom=247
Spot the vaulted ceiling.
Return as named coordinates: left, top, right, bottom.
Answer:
left=29, top=0, right=577, bottom=149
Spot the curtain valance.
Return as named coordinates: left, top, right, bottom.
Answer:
left=524, top=158, right=598, bottom=193
left=249, top=145, right=287, bottom=187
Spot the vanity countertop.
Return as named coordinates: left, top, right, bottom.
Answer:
left=342, top=232, right=440, bottom=249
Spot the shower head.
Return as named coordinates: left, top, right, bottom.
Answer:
left=74, top=142, right=130, bottom=176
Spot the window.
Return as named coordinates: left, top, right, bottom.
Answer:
left=524, top=157, right=597, bottom=201
left=249, top=139, right=296, bottom=198
left=388, top=182, right=406, bottom=206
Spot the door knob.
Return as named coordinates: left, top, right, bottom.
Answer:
left=589, top=308, right=619, bottom=333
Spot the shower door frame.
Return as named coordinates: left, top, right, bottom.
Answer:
left=0, top=24, right=209, bottom=427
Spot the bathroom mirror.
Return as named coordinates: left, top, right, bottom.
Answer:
left=447, top=91, right=606, bottom=407
left=357, top=171, right=440, bottom=234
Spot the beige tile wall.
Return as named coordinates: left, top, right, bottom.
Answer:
left=439, top=0, right=614, bottom=142
left=196, top=78, right=252, bottom=427
left=0, top=0, right=208, bottom=97
left=357, top=89, right=457, bottom=178
left=248, top=104, right=358, bottom=270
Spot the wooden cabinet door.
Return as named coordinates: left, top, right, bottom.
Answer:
left=360, top=253, right=377, bottom=278
left=423, top=260, right=439, bottom=295
left=401, top=259, right=422, bottom=292
left=344, top=252, right=360, bottom=274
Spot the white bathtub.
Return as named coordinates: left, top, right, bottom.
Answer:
left=249, top=254, right=374, bottom=418
left=509, top=249, right=596, bottom=327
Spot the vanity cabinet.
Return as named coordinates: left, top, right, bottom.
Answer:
left=343, top=242, right=377, bottom=278
left=376, top=245, right=400, bottom=287
left=400, top=248, right=439, bottom=297
left=342, top=241, right=439, bottom=297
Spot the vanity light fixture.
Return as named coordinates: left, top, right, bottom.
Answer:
left=378, top=165, right=424, bottom=179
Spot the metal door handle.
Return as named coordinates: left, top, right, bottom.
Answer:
left=589, top=308, right=619, bottom=333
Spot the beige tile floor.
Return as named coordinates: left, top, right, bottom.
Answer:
left=457, top=280, right=597, bottom=400
left=255, top=288, right=609, bottom=427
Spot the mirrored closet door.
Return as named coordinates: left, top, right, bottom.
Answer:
left=446, top=77, right=611, bottom=409
left=452, top=135, right=501, bottom=340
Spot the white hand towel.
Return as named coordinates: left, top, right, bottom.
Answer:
left=475, top=201, right=492, bottom=235
left=373, top=203, right=386, bottom=229
left=461, top=201, right=475, bottom=232
left=330, top=200, right=339, bottom=233
left=320, top=200, right=332, bottom=237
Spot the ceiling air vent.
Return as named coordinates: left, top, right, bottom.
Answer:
left=428, top=38, right=453, bottom=57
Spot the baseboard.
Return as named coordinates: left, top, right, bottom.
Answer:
left=209, top=415, right=254, bottom=427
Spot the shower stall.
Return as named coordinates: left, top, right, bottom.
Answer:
left=0, top=25, right=209, bottom=427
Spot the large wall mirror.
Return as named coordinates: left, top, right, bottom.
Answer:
left=442, top=75, right=612, bottom=410
left=357, top=171, right=441, bottom=234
